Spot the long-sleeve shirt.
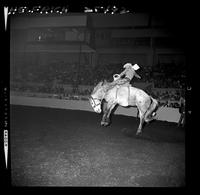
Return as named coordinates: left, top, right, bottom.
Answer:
left=119, top=67, right=141, bottom=80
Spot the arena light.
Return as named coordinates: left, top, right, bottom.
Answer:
left=84, top=7, right=93, bottom=13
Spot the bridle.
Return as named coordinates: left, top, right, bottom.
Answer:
left=89, top=96, right=102, bottom=109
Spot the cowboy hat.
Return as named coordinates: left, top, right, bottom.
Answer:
left=123, top=63, right=132, bottom=68
left=123, top=63, right=140, bottom=70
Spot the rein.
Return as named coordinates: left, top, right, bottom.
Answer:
left=90, top=96, right=102, bottom=108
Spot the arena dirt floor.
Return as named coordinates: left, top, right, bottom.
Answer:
left=10, top=105, right=185, bottom=187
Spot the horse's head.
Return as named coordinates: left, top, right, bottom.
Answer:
left=89, top=81, right=105, bottom=113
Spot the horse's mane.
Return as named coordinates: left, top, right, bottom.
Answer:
left=92, top=80, right=109, bottom=94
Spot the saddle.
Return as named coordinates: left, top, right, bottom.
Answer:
left=105, top=75, right=130, bottom=93
left=116, top=82, right=130, bottom=88
left=113, top=74, right=131, bottom=88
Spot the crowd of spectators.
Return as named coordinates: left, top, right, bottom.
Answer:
left=11, top=60, right=185, bottom=87
left=10, top=61, right=186, bottom=108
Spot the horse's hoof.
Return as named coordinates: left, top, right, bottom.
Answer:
left=101, top=121, right=108, bottom=126
left=101, top=121, right=105, bottom=126
left=104, top=122, right=109, bottom=126
left=136, top=131, right=141, bottom=135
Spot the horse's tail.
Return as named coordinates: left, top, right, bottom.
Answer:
left=144, top=97, right=159, bottom=123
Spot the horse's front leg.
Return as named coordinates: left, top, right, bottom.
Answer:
left=101, top=109, right=109, bottom=126
left=103, top=103, right=116, bottom=126
left=101, top=103, right=116, bottom=126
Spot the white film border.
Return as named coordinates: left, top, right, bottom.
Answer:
left=4, top=130, right=8, bottom=168
left=4, top=7, right=8, bottom=31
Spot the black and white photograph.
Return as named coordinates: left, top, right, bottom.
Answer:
left=1, top=2, right=190, bottom=188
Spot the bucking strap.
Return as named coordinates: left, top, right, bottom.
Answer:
left=128, top=86, right=130, bottom=104
left=115, top=87, right=119, bottom=99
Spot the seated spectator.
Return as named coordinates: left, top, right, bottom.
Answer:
left=178, top=93, right=186, bottom=127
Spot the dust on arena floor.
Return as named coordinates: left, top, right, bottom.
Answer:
left=10, top=105, right=185, bottom=187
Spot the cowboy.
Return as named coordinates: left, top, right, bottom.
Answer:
left=107, top=63, right=141, bottom=90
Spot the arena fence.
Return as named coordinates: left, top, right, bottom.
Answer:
left=10, top=93, right=181, bottom=123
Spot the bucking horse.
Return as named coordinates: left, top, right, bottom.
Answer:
left=89, top=75, right=159, bottom=135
